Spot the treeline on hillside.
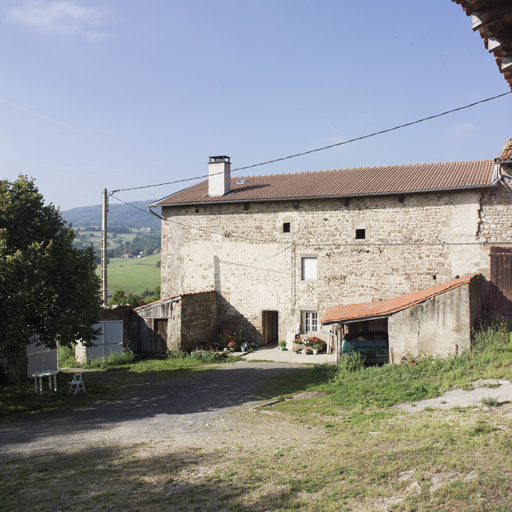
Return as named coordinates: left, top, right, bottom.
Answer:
left=108, top=230, right=161, bottom=258
left=62, top=201, right=162, bottom=229
left=109, top=286, right=161, bottom=307
left=73, top=229, right=161, bottom=263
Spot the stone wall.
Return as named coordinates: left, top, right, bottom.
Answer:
left=180, top=292, right=217, bottom=350
left=160, top=187, right=509, bottom=345
left=165, top=292, right=217, bottom=351
left=167, top=300, right=182, bottom=351
left=388, top=282, right=478, bottom=360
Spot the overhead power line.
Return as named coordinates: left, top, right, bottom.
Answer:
left=111, top=91, right=511, bottom=194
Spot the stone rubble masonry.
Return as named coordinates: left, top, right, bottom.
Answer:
left=160, top=184, right=512, bottom=345
left=167, top=292, right=217, bottom=351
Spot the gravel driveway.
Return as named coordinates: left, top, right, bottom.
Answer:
left=0, top=361, right=306, bottom=462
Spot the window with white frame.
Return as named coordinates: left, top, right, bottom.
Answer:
left=301, top=257, right=317, bottom=280
left=301, top=311, right=318, bottom=334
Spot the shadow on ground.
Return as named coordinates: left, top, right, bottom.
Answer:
left=1, top=442, right=304, bottom=512
left=0, top=361, right=311, bottom=458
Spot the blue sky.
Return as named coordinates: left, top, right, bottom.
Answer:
left=1, top=0, right=510, bottom=211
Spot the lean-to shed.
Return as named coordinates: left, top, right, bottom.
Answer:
left=321, top=274, right=483, bottom=362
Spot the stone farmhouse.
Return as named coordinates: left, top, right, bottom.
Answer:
left=150, top=140, right=512, bottom=357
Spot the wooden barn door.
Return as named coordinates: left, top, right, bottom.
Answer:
left=490, top=247, right=512, bottom=316
left=154, top=319, right=168, bottom=353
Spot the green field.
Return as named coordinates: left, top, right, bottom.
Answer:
left=97, top=253, right=161, bottom=294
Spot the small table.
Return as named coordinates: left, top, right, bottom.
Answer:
left=33, top=370, right=58, bottom=394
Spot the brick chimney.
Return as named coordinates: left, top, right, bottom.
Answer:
left=208, top=156, right=231, bottom=197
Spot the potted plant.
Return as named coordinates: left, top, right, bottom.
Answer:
left=311, top=339, right=325, bottom=355
left=278, top=340, right=287, bottom=351
left=302, top=336, right=325, bottom=355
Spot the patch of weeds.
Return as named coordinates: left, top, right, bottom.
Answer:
left=189, top=351, right=227, bottom=362
left=452, top=406, right=471, bottom=413
left=83, top=350, right=136, bottom=369
left=344, top=411, right=395, bottom=426
left=286, top=476, right=327, bottom=493
left=58, top=344, right=77, bottom=367
left=482, top=396, right=499, bottom=407
left=468, top=421, right=499, bottom=437
left=485, top=382, right=502, bottom=388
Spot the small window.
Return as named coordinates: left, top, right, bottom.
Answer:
left=301, top=257, right=317, bottom=280
left=301, top=311, right=318, bottom=334
left=243, top=203, right=250, bottom=211
left=283, top=222, right=290, bottom=233
left=355, top=229, right=366, bottom=240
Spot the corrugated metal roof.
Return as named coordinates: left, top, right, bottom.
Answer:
left=154, top=160, right=496, bottom=207
left=321, top=274, right=480, bottom=325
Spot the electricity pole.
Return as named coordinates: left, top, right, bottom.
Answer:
left=101, top=188, right=108, bottom=306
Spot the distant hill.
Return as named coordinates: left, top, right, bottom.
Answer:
left=62, top=200, right=162, bottom=230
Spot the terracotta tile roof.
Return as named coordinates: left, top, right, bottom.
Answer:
left=497, top=138, right=512, bottom=161
left=321, top=274, right=480, bottom=325
left=154, top=160, right=496, bottom=206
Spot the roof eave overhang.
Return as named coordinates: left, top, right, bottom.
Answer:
left=157, top=183, right=498, bottom=209
left=134, top=295, right=182, bottom=311
left=322, top=314, right=391, bottom=326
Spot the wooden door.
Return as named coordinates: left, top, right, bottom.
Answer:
left=153, top=319, right=168, bottom=353
left=490, top=247, right=512, bottom=316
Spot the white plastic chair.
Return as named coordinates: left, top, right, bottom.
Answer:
left=68, top=372, right=86, bottom=395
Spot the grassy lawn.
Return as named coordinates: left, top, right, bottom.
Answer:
left=2, top=323, right=512, bottom=511
left=96, top=252, right=161, bottom=294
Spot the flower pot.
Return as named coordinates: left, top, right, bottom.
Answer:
left=313, top=349, right=318, bottom=355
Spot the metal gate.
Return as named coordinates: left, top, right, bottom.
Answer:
left=490, top=247, right=512, bottom=316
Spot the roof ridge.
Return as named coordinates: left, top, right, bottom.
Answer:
left=230, top=159, right=494, bottom=181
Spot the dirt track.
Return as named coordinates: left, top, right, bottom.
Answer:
left=0, top=361, right=307, bottom=462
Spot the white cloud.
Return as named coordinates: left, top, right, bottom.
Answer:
left=447, top=122, right=476, bottom=139
left=5, top=1, right=112, bottom=39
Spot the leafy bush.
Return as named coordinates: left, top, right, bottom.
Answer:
left=58, top=344, right=77, bottom=368
left=336, top=351, right=366, bottom=374
left=189, top=351, right=227, bottom=362
left=83, top=350, right=136, bottom=369
left=166, top=348, right=188, bottom=359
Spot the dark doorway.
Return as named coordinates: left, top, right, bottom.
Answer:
left=490, top=247, right=512, bottom=317
left=262, top=311, right=279, bottom=345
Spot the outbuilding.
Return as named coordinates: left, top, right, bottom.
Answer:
left=321, top=274, right=483, bottom=362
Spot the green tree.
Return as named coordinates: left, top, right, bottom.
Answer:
left=0, top=176, right=102, bottom=382
left=108, top=289, right=140, bottom=307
